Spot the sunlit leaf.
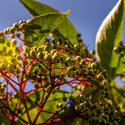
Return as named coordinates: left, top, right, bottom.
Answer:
left=95, top=0, right=125, bottom=78
left=19, top=0, right=78, bottom=45
left=0, top=35, right=15, bottom=65
left=116, top=56, right=125, bottom=75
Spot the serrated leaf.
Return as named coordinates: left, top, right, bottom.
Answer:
left=96, top=0, right=125, bottom=78
left=23, top=13, right=67, bottom=46
left=19, top=0, right=78, bottom=45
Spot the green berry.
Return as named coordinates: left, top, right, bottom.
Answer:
left=10, top=34, right=15, bottom=38
left=37, top=47, right=43, bottom=52
left=90, top=50, right=95, bottom=56
left=44, top=54, right=51, bottom=60
left=30, top=50, right=36, bottom=57
left=77, top=33, right=81, bottom=38
left=12, top=39, right=17, bottom=46
left=16, top=33, right=21, bottom=37
left=7, top=41, right=10, bottom=47
left=14, top=46, right=20, bottom=52
left=13, top=23, right=19, bottom=29
left=10, top=27, right=15, bottom=33
left=75, top=70, right=80, bottom=76
left=37, top=52, right=44, bottom=59
left=17, top=55, right=22, bottom=60
left=34, top=84, right=39, bottom=89
left=76, top=56, right=81, bottom=61
left=80, top=59, right=86, bottom=65
left=67, top=67, right=72, bottom=72
left=11, top=58, right=16, bottom=62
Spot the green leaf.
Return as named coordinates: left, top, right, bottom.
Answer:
left=95, top=0, right=125, bottom=78
left=0, top=113, right=11, bottom=125
left=19, top=89, right=71, bottom=123
left=19, top=0, right=78, bottom=45
left=116, top=56, right=125, bottom=75
left=23, top=13, right=68, bottom=46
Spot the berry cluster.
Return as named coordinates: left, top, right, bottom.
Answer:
left=0, top=21, right=124, bottom=124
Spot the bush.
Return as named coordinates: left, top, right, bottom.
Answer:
left=0, top=0, right=125, bottom=124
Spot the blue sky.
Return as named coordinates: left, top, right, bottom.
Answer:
left=0, top=0, right=121, bottom=50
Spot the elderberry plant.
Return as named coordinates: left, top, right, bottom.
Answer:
left=0, top=0, right=125, bottom=125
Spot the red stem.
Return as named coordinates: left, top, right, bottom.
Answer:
left=33, top=88, right=53, bottom=124
left=19, top=60, right=32, bottom=124
left=0, top=101, right=28, bottom=124
left=0, top=71, right=19, bottom=86
left=38, top=115, right=77, bottom=125
left=4, top=77, right=18, bottom=92
left=20, top=87, right=32, bottom=124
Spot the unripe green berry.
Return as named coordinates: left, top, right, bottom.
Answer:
left=57, top=41, right=60, bottom=46
left=90, top=50, right=95, bottom=56
left=2, top=47, right=7, bottom=53
left=114, top=46, right=119, bottom=52
left=11, top=58, right=16, bottom=62
left=37, top=47, right=43, bottom=52
left=12, top=39, right=17, bottom=46
left=14, top=46, right=20, bottom=52
left=120, top=51, right=124, bottom=57
left=19, top=20, right=26, bottom=25
left=67, top=67, right=72, bottom=72
left=44, top=54, right=51, bottom=60
left=16, top=33, right=21, bottom=38
left=34, top=84, right=39, bottom=89
left=104, top=115, right=109, bottom=121
left=44, top=45, right=49, bottom=51
left=30, top=49, right=36, bottom=57
left=76, top=56, right=81, bottom=61
left=78, top=39, right=83, bottom=43
left=51, top=49, right=56, bottom=55
left=10, top=34, right=15, bottom=38
left=72, top=84, right=78, bottom=88
left=17, top=55, right=22, bottom=60
left=77, top=33, right=81, bottom=38
left=80, top=59, right=86, bottom=65
left=7, top=50, right=12, bottom=56
left=74, top=44, right=79, bottom=49
left=2, top=83, right=7, bottom=88
left=75, top=70, right=80, bottom=76
left=52, top=54, right=58, bottom=61
left=7, top=41, right=10, bottom=47
left=57, top=103, right=63, bottom=108
left=13, top=23, right=19, bottom=29
left=20, top=23, right=26, bottom=29
left=37, top=52, right=44, bottom=59
left=10, top=27, right=15, bottom=33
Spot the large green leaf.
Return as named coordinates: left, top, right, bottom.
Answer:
left=23, top=13, right=68, bottom=46
left=19, top=0, right=78, bottom=45
left=95, top=0, right=125, bottom=78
